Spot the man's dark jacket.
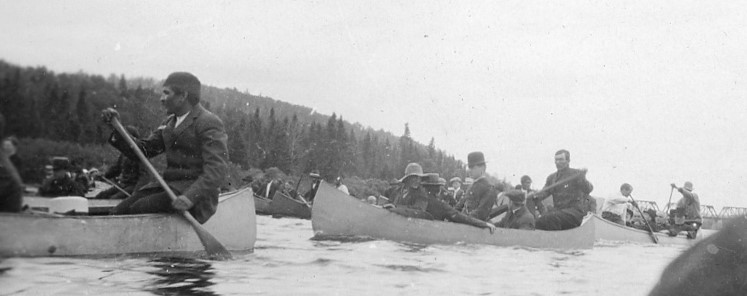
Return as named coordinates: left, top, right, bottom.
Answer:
left=110, top=104, right=228, bottom=224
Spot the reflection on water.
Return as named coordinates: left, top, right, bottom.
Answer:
left=145, top=257, right=217, bottom=296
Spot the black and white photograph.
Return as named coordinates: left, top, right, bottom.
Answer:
left=1, top=1, right=746, bottom=295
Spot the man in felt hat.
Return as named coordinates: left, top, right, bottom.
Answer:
left=38, top=157, right=87, bottom=197
left=455, top=152, right=500, bottom=221
left=0, top=113, right=23, bottom=212
left=102, top=72, right=229, bottom=224
left=419, top=172, right=496, bottom=232
left=531, top=149, right=593, bottom=231
left=495, top=190, right=535, bottom=230
left=303, top=170, right=323, bottom=202
left=519, top=175, right=546, bottom=219
left=668, top=181, right=702, bottom=238
left=385, top=163, right=431, bottom=219
left=95, top=125, right=147, bottom=200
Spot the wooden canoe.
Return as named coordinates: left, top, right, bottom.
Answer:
left=0, top=187, right=256, bottom=257
left=268, top=191, right=311, bottom=219
left=254, top=194, right=272, bottom=214
left=593, top=214, right=716, bottom=246
left=311, top=182, right=595, bottom=249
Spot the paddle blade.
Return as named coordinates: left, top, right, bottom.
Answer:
left=183, top=212, right=233, bottom=260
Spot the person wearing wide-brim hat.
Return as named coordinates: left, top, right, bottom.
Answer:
left=38, top=156, right=87, bottom=198
left=668, top=181, right=702, bottom=238
left=384, top=163, right=431, bottom=219
left=418, top=172, right=496, bottom=233
left=495, top=190, right=535, bottom=230
left=455, top=152, right=501, bottom=221
left=304, top=170, right=323, bottom=202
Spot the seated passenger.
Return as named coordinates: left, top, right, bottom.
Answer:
left=38, top=157, right=86, bottom=197
left=421, top=173, right=495, bottom=232
left=495, top=190, right=535, bottom=230
left=303, top=170, right=322, bottom=202
left=95, top=125, right=146, bottom=199
left=602, top=183, right=634, bottom=226
left=668, top=182, right=702, bottom=239
left=384, top=163, right=432, bottom=219
left=0, top=114, right=23, bottom=212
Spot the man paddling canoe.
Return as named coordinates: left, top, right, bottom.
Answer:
left=101, top=72, right=229, bottom=224
left=531, top=149, right=593, bottom=230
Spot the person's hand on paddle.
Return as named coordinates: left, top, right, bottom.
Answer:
left=101, top=108, right=119, bottom=127
left=172, top=195, right=194, bottom=211
left=382, top=203, right=394, bottom=209
left=670, top=183, right=677, bottom=189
left=484, top=222, right=496, bottom=234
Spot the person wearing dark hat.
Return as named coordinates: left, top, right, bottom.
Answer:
left=419, top=173, right=496, bottom=233
left=668, top=181, right=702, bottom=238
left=531, top=149, right=593, bottom=231
left=94, top=126, right=147, bottom=200
left=38, top=157, right=87, bottom=197
left=303, top=170, right=323, bottom=202
left=385, top=163, right=432, bottom=219
left=495, top=190, right=535, bottom=230
left=0, top=114, right=23, bottom=212
left=101, top=72, right=229, bottom=224
left=455, top=152, right=500, bottom=221
left=519, top=175, right=545, bottom=219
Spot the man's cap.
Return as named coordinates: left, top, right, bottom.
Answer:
left=438, top=177, right=447, bottom=186
left=399, top=163, right=426, bottom=182
left=421, top=173, right=441, bottom=186
left=505, top=190, right=526, bottom=203
left=164, top=72, right=201, bottom=100
left=684, top=181, right=693, bottom=191
left=449, top=177, right=462, bottom=184
left=51, top=157, right=71, bottom=171
left=467, top=151, right=486, bottom=167
left=309, top=170, right=321, bottom=178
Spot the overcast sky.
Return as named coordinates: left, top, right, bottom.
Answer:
left=2, top=0, right=746, bottom=210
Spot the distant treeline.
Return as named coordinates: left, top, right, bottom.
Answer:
left=0, top=60, right=479, bottom=193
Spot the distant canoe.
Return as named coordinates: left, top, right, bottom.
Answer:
left=254, top=194, right=272, bottom=214
left=1, top=187, right=256, bottom=257
left=311, top=182, right=594, bottom=249
left=268, top=191, right=311, bottom=219
left=593, top=214, right=716, bottom=246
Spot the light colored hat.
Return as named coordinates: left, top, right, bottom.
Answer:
left=309, top=170, right=321, bottom=178
left=464, top=177, right=474, bottom=185
left=449, top=177, right=462, bottom=184
left=399, top=163, right=426, bottom=182
left=684, top=181, right=693, bottom=191
left=438, top=177, right=447, bottom=186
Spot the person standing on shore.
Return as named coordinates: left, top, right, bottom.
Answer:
left=0, top=114, right=23, bottom=212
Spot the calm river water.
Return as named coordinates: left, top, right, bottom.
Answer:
left=0, top=215, right=685, bottom=296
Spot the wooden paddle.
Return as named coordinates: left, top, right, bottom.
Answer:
left=111, top=117, right=232, bottom=260
left=663, top=186, right=675, bottom=214
left=101, top=177, right=132, bottom=198
left=629, top=194, right=659, bottom=244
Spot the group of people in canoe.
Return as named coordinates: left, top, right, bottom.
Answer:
left=0, top=71, right=706, bottom=240
left=378, top=150, right=594, bottom=232
left=376, top=148, right=703, bottom=238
